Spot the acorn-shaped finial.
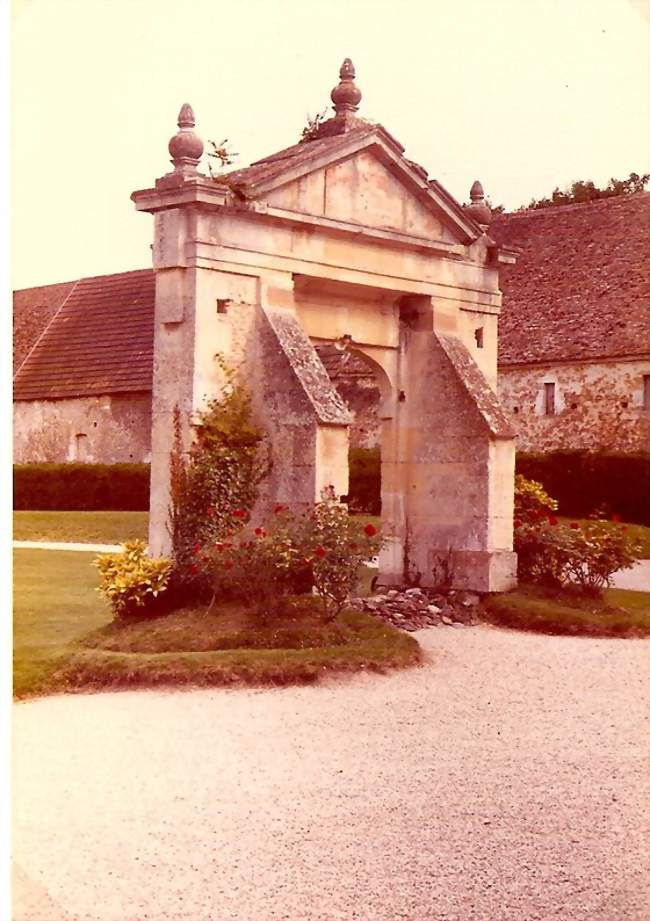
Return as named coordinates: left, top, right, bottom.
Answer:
left=168, top=103, right=204, bottom=175
left=464, top=179, right=492, bottom=226
left=331, top=58, right=362, bottom=115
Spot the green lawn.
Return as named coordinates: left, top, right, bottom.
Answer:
left=13, top=511, right=149, bottom=544
left=14, top=511, right=648, bottom=559
left=482, top=583, right=650, bottom=638
left=13, top=547, right=420, bottom=697
left=13, top=549, right=112, bottom=696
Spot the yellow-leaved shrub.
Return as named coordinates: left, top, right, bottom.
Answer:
left=95, top=540, right=172, bottom=620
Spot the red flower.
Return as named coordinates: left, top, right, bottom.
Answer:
left=314, top=545, right=327, bottom=558
left=192, top=542, right=202, bottom=555
left=206, top=507, right=216, bottom=518
left=513, top=518, right=522, bottom=529
left=189, top=563, right=199, bottom=575
left=233, top=509, right=247, bottom=519
left=364, top=523, right=378, bottom=537
left=274, top=504, right=286, bottom=514
left=611, top=513, right=622, bottom=523
left=548, top=515, right=558, bottom=526
left=570, top=522, right=580, bottom=530
left=254, top=527, right=266, bottom=537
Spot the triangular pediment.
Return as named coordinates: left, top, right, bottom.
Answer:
left=227, top=129, right=480, bottom=245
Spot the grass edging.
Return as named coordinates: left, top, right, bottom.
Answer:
left=481, top=585, right=650, bottom=639
left=43, top=610, right=422, bottom=694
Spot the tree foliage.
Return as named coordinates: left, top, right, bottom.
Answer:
left=169, top=367, right=269, bottom=590
left=521, top=171, right=649, bottom=211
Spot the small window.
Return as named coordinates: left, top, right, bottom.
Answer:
left=474, top=327, right=484, bottom=349
left=216, top=299, right=229, bottom=315
left=74, top=433, right=88, bottom=461
left=544, top=382, right=556, bottom=416
left=644, top=375, right=650, bottom=411
left=513, top=406, right=519, bottom=415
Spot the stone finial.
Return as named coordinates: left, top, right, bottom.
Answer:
left=331, top=58, right=362, bottom=115
left=464, top=179, right=492, bottom=227
left=168, top=103, right=204, bottom=176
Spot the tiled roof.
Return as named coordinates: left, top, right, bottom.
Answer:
left=13, top=280, right=78, bottom=374
left=13, top=269, right=155, bottom=400
left=491, top=192, right=650, bottom=366
left=314, top=344, right=377, bottom=382
left=13, top=191, right=649, bottom=401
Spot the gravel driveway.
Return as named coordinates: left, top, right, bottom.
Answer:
left=12, top=625, right=650, bottom=921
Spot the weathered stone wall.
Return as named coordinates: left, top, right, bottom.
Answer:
left=498, top=359, right=650, bottom=453
left=13, top=393, right=152, bottom=463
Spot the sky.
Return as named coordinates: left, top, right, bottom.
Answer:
left=10, top=0, right=650, bottom=289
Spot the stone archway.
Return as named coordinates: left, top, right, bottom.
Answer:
left=132, top=64, right=519, bottom=592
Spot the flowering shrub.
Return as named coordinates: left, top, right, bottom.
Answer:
left=514, top=474, right=557, bottom=527
left=514, top=511, right=641, bottom=595
left=95, top=540, right=172, bottom=620
left=198, top=498, right=382, bottom=620
left=169, top=365, right=269, bottom=589
left=299, top=503, right=383, bottom=620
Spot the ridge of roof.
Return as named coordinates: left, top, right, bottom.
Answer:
left=493, top=190, right=650, bottom=222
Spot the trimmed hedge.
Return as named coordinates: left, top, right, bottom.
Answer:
left=347, top=448, right=650, bottom=525
left=16, top=451, right=648, bottom=523
left=13, top=464, right=150, bottom=511
left=348, top=447, right=381, bottom=515
left=516, top=452, right=650, bottom=526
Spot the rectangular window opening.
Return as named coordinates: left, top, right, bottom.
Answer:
left=474, top=327, right=484, bottom=349
left=544, top=382, right=556, bottom=416
left=74, top=433, right=88, bottom=462
left=216, top=299, right=229, bottom=315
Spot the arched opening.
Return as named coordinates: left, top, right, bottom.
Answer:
left=314, top=340, right=396, bottom=526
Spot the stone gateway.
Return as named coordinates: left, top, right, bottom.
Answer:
left=131, top=60, right=519, bottom=592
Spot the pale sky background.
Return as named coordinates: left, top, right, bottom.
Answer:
left=10, top=0, right=650, bottom=290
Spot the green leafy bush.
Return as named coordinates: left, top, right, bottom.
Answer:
left=13, top=463, right=150, bottom=511
left=196, top=495, right=383, bottom=621
left=516, top=452, right=650, bottom=525
left=514, top=513, right=642, bottom=595
left=95, top=540, right=172, bottom=620
left=169, top=367, right=269, bottom=589
left=514, top=474, right=557, bottom=523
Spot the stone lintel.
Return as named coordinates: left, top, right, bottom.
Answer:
left=189, top=250, right=503, bottom=311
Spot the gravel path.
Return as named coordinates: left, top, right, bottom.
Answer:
left=12, top=626, right=650, bottom=921
left=610, top=560, right=650, bottom=592
left=12, top=541, right=123, bottom=553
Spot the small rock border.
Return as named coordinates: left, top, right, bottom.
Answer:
left=351, top=587, right=484, bottom=632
